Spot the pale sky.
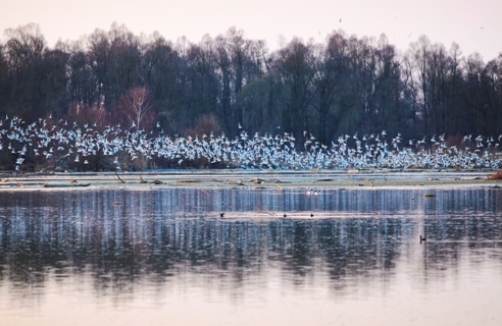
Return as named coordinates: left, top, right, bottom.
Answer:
left=1, top=0, right=501, bottom=61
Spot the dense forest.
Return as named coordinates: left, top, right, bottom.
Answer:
left=1, top=23, right=501, bottom=146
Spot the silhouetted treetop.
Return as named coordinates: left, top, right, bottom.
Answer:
left=0, top=23, right=501, bottom=142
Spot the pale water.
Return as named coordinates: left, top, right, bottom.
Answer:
left=0, top=187, right=501, bottom=325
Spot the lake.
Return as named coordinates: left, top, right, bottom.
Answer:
left=1, top=186, right=501, bottom=325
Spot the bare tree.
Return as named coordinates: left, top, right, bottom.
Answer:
left=117, top=87, right=155, bottom=130
left=273, top=38, right=318, bottom=144
left=4, top=23, right=47, bottom=117
left=1, top=22, right=502, bottom=144
left=408, top=35, right=431, bottom=134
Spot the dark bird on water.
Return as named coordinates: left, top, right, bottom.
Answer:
left=420, top=235, right=426, bottom=243
left=220, top=213, right=225, bottom=217
left=310, top=213, right=314, bottom=217
left=283, top=213, right=287, bottom=217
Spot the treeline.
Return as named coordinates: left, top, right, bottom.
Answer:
left=1, top=23, right=501, bottom=144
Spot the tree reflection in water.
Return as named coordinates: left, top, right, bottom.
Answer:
left=0, top=187, right=501, bottom=299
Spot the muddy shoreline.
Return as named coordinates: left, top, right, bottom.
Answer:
left=0, top=169, right=501, bottom=191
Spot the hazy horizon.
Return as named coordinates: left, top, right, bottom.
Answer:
left=2, top=0, right=502, bottom=60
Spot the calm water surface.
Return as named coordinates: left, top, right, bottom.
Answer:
left=1, top=187, right=501, bottom=325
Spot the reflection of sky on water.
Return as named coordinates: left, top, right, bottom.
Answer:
left=0, top=188, right=501, bottom=325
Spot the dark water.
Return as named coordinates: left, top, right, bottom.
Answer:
left=1, top=187, right=501, bottom=325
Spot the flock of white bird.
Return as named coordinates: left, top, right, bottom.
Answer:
left=1, top=115, right=501, bottom=171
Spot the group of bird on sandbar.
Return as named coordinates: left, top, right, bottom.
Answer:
left=1, top=115, right=501, bottom=171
